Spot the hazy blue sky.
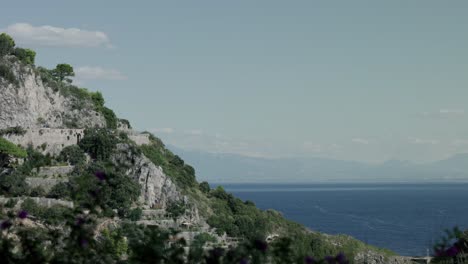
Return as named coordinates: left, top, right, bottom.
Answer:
left=1, top=1, right=467, bottom=162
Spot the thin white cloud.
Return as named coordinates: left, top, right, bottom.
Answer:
left=451, top=139, right=468, bottom=146
left=302, top=141, right=322, bottom=152
left=419, top=109, right=465, bottom=119
left=185, top=129, right=204, bottom=136
left=75, top=66, right=127, bottom=81
left=409, top=138, right=439, bottom=145
left=150, top=128, right=174, bottom=134
left=4, top=23, right=112, bottom=48
left=352, top=138, right=370, bottom=145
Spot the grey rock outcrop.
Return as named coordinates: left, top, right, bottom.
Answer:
left=354, top=251, right=417, bottom=264
left=112, top=144, right=182, bottom=209
left=0, top=58, right=105, bottom=130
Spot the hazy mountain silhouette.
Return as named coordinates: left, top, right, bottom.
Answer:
left=169, top=146, right=468, bottom=183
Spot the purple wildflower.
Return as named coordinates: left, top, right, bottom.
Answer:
left=17, top=210, right=28, bottom=219
left=80, top=238, right=89, bottom=248
left=324, top=255, right=335, bottom=264
left=254, top=239, right=268, bottom=253
left=94, top=171, right=106, bottom=181
left=75, top=217, right=85, bottom=226
left=304, top=256, right=315, bottom=264
left=335, top=252, right=348, bottom=264
left=445, top=245, right=459, bottom=257
left=0, top=220, right=12, bottom=230
left=240, top=258, right=249, bottom=264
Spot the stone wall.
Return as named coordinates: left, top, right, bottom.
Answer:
left=33, top=165, right=75, bottom=177
left=4, top=128, right=84, bottom=155
left=0, top=196, right=74, bottom=208
left=125, top=131, right=151, bottom=145
left=26, top=178, right=68, bottom=192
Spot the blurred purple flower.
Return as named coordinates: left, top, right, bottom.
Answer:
left=240, top=259, right=249, bottom=264
left=325, top=256, right=335, bottom=264
left=445, top=245, right=459, bottom=257
left=80, top=238, right=89, bottom=248
left=335, top=252, right=348, bottom=264
left=75, top=217, right=85, bottom=226
left=18, top=210, right=28, bottom=219
left=254, top=239, right=268, bottom=253
left=0, top=220, right=12, bottom=230
left=304, top=256, right=315, bottom=264
left=94, top=171, right=106, bottom=181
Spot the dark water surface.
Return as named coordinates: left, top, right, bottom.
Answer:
left=220, top=183, right=468, bottom=256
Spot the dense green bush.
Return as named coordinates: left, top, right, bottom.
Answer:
left=166, top=201, right=186, bottom=219
left=13, top=48, right=36, bottom=65
left=0, top=64, right=19, bottom=86
left=47, top=182, right=71, bottom=199
left=68, top=162, right=140, bottom=217
left=101, top=107, right=118, bottom=129
left=199, top=181, right=211, bottom=193
left=0, top=33, right=15, bottom=56
left=79, top=128, right=118, bottom=161
left=59, top=145, right=86, bottom=165
left=0, top=171, right=28, bottom=196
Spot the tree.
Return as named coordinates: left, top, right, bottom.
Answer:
left=0, top=33, right=15, bottom=56
left=199, top=181, right=211, bottom=193
left=13, top=48, right=36, bottom=64
left=78, top=128, right=117, bottom=161
left=52, top=63, right=75, bottom=83
left=0, top=137, right=27, bottom=168
left=59, top=145, right=86, bottom=165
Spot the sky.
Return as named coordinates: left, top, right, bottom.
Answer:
left=1, top=1, right=467, bottom=163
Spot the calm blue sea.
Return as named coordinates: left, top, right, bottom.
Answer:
left=220, top=183, right=468, bottom=256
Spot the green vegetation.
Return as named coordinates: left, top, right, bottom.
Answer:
left=0, top=137, right=27, bottom=167
left=59, top=145, right=86, bottom=165
left=0, top=126, right=26, bottom=136
left=0, top=33, right=15, bottom=56
left=78, top=128, right=118, bottom=161
left=13, top=48, right=36, bottom=65
left=119, top=118, right=132, bottom=129
left=0, top=64, right=18, bottom=86
left=51, top=63, right=75, bottom=83
left=140, top=140, right=198, bottom=189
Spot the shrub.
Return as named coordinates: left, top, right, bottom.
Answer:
left=0, top=64, right=18, bottom=86
left=29, top=186, right=46, bottom=197
left=101, top=107, right=117, bottom=129
left=0, top=126, right=26, bottom=136
left=127, top=208, right=143, bottom=221
left=59, top=145, right=86, bottom=165
left=166, top=201, right=186, bottom=219
left=0, top=33, right=15, bottom=56
left=13, top=48, right=36, bottom=65
left=199, top=181, right=211, bottom=193
left=47, top=182, right=71, bottom=199
left=79, top=128, right=118, bottom=161
left=118, top=119, right=132, bottom=129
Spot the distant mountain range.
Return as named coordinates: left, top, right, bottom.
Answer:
left=169, top=146, right=468, bottom=183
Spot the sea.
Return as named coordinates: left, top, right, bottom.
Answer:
left=220, top=183, right=468, bottom=256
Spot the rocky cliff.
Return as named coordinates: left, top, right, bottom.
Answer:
left=0, top=56, right=105, bottom=130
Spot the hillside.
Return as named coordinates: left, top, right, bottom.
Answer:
left=0, top=33, right=417, bottom=263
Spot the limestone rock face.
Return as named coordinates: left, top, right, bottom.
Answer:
left=0, top=59, right=105, bottom=129
left=354, top=251, right=417, bottom=264
left=112, top=144, right=182, bottom=209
